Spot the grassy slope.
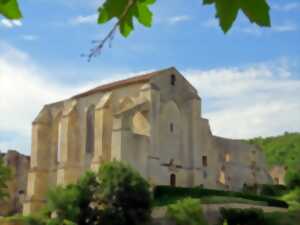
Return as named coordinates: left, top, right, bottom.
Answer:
left=247, top=132, right=300, bottom=169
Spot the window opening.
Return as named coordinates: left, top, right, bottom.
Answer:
left=171, top=74, right=176, bottom=86
left=170, top=174, right=176, bottom=186
left=202, top=156, right=208, bottom=167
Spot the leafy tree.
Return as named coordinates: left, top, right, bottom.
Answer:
left=94, top=161, right=152, bottom=225
left=281, top=188, right=300, bottom=211
left=166, top=198, right=207, bottom=225
left=36, top=161, right=152, bottom=225
left=43, top=171, right=100, bottom=225
left=0, top=0, right=271, bottom=59
left=0, top=155, right=11, bottom=200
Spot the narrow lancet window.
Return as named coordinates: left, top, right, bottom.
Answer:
left=171, top=74, right=176, bottom=86
left=202, top=156, right=208, bottom=167
left=86, top=105, right=95, bottom=154
left=170, top=123, right=174, bottom=132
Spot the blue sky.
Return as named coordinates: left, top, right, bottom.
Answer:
left=0, top=0, right=300, bottom=154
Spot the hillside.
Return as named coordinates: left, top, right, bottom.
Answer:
left=249, top=132, right=300, bottom=166
left=248, top=132, right=300, bottom=170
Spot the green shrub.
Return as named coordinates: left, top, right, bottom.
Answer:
left=219, top=208, right=266, bottom=225
left=30, top=161, right=152, bottom=225
left=46, top=185, right=81, bottom=222
left=285, top=170, right=300, bottom=189
left=166, top=198, right=207, bottom=225
left=154, top=186, right=288, bottom=208
left=281, top=188, right=300, bottom=211
left=242, top=183, right=258, bottom=195
left=260, top=184, right=288, bottom=196
left=95, top=161, right=152, bottom=225
left=264, top=211, right=300, bottom=225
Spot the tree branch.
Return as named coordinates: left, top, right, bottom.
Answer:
left=85, top=0, right=136, bottom=62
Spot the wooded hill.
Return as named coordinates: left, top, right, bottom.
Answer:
left=247, top=132, right=300, bottom=169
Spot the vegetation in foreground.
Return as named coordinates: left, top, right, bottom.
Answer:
left=0, top=159, right=299, bottom=225
left=166, top=198, right=207, bottom=225
left=17, top=161, right=152, bottom=225
left=153, top=185, right=288, bottom=208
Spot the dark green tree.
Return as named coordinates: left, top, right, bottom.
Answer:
left=39, top=161, right=152, bottom=225
left=94, top=161, right=152, bottom=225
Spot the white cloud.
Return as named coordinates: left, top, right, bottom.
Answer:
left=272, top=23, right=298, bottom=32
left=272, top=2, right=300, bottom=12
left=184, top=59, right=300, bottom=139
left=0, top=42, right=151, bottom=154
left=237, top=22, right=298, bottom=36
left=0, top=43, right=78, bottom=154
left=0, top=19, right=22, bottom=29
left=167, top=15, right=191, bottom=25
left=70, top=14, right=98, bottom=25
left=21, top=35, right=39, bottom=41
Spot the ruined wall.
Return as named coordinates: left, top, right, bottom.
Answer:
left=213, top=137, right=273, bottom=191
left=269, top=165, right=287, bottom=185
left=0, top=150, right=30, bottom=216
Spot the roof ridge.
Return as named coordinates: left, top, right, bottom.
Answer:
left=72, top=67, right=176, bottom=99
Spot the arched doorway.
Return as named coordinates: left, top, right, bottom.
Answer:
left=170, top=174, right=176, bottom=187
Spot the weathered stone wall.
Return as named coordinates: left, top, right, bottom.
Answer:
left=269, top=165, right=287, bottom=185
left=24, top=67, right=272, bottom=214
left=213, top=137, right=273, bottom=191
left=0, top=150, right=30, bottom=216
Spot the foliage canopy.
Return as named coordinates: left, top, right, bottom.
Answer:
left=31, top=161, right=152, bottom=225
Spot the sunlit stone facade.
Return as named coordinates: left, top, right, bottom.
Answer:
left=23, top=67, right=272, bottom=214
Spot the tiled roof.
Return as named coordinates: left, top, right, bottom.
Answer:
left=72, top=67, right=176, bottom=99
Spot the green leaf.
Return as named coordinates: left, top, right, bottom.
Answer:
left=215, top=0, right=239, bottom=33
left=239, top=0, right=271, bottom=27
left=0, top=0, right=22, bottom=20
left=97, top=0, right=128, bottom=24
left=203, top=0, right=215, bottom=5
left=135, top=3, right=153, bottom=27
left=203, top=0, right=271, bottom=33
left=119, top=9, right=134, bottom=37
left=97, top=0, right=155, bottom=38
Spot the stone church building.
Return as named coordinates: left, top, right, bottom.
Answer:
left=23, top=67, right=272, bottom=214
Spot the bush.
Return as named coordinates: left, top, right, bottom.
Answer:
left=281, top=188, right=300, bottom=211
left=242, top=183, right=258, bottom=195
left=285, top=170, right=300, bottom=189
left=166, top=198, right=207, bottom=225
left=219, top=208, right=266, bottom=225
left=260, top=184, right=288, bottom=196
left=95, top=161, right=152, bottom=225
left=31, top=161, right=152, bottom=225
left=153, top=186, right=288, bottom=208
